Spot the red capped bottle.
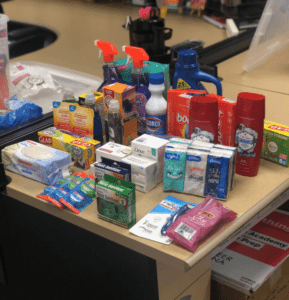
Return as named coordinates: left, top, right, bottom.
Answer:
left=235, top=92, right=265, bottom=177
left=188, top=95, right=218, bottom=144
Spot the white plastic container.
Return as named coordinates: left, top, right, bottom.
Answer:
left=145, top=73, right=167, bottom=135
left=243, top=0, right=289, bottom=72
left=0, top=14, right=10, bottom=110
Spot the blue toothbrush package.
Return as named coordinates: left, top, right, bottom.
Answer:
left=163, top=148, right=187, bottom=193
left=59, top=178, right=95, bottom=214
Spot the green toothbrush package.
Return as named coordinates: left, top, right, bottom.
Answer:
left=95, top=174, right=136, bottom=229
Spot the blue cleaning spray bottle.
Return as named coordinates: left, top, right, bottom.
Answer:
left=172, top=49, right=222, bottom=96
left=95, top=40, right=124, bottom=91
left=122, top=45, right=150, bottom=136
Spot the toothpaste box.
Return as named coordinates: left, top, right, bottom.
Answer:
left=96, top=174, right=136, bottom=229
left=167, top=89, right=206, bottom=138
left=96, top=142, right=132, bottom=162
left=90, top=160, right=130, bottom=190
left=261, top=120, right=289, bottom=167
left=217, top=96, right=237, bottom=147
left=211, top=209, right=289, bottom=294
left=38, top=127, right=101, bottom=170
left=121, top=154, right=158, bottom=193
left=131, top=134, right=169, bottom=183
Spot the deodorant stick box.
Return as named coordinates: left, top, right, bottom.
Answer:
left=131, top=134, right=169, bottom=183
left=217, top=96, right=237, bottom=146
left=96, top=142, right=131, bottom=162
left=121, top=154, right=157, bottom=193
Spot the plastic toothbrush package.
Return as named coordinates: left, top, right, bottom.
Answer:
left=37, top=174, right=77, bottom=209
left=36, top=172, right=88, bottom=208
left=59, top=177, right=96, bottom=214
left=165, top=196, right=238, bottom=252
left=129, top=195, right=197, bottom=245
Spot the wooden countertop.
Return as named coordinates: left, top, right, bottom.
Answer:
left=3, top=0, right=289, bottom=273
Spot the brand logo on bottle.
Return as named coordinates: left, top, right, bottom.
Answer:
left=136, top=93, right=147, bottom=107
left=146, top=117, right=164, bottom=131
left=177, top=113, right=189, bottom=125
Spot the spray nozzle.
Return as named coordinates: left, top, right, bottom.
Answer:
left=95, top=40, right=119, bottom=62
left=122, top=45, right=149, bottom=68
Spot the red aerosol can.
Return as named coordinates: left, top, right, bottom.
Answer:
left=235, top=92, right=265, bottom=177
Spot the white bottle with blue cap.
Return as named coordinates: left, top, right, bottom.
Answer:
left=145, top=73, right=167, bottom=135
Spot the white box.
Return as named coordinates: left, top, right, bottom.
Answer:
left=96, top=142, right=131, bottom=162
left=121, top=154, right=157, bottom=193
left=131, top=134, right=169, bottom=184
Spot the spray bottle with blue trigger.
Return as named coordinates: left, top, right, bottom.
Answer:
left=172, top=49, right=222, bottom=96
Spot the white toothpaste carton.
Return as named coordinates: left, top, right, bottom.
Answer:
left=121, top=154, right=157, bottom=193
left=1, top=140, right=72, bottom=185
left=131, top=171, right=146, bottom=185
left=96, top=142, right=131, bottom=162
left=131, top=134, right=169, bottom=184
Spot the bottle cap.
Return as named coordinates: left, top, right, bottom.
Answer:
left=189, top=95, right=218, bottom=119
left=237, top=92, right=265, bottom=119
left=177, top=49, right=198, bottom=66
left=149, top=73, right=164, bottom=85
left=109, top=100, right=120, bottom=111
left=85, top=92, right=95, bottom=105
left=63, top=88, right=75, bottom=100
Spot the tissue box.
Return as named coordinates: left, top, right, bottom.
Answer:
left=96, top=174, right=136, bottom=229
left=131, top=134, right=169, bottom=183
left=261, top=120, right=289, bottom=167
left=38, top=127, right=101, bottom=170
left=1, top=140, right=72, bottom=185
left=121, top=154, right=157, bottom=193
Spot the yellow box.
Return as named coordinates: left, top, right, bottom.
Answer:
left=38, top=128, right=101, bottom=170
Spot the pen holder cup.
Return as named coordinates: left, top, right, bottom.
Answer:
left=128, top=18, right=173, bottom=59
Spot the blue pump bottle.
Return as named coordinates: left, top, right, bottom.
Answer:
left=172, top=49, right=222, bottom=96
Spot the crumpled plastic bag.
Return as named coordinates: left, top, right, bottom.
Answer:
left=0, top=95, right=43, bottom=129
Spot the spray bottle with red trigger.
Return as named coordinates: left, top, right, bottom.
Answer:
left=122, top=45, right=150, bottom=136
left=95, top=40, right=124, bottom=91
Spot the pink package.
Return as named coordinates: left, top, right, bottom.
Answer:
left=165, top=196, right=237, bottom=252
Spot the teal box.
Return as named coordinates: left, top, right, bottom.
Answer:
left=115, top=59, right=170, bottom=99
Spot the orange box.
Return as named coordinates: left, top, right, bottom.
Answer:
left=103, top=83, right=137, bottom=146
left=216, top=96, right=237, bottom=146
left=103, top=82, right=136, bottom=118
left=167, top=89, right=206, bottom=138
